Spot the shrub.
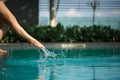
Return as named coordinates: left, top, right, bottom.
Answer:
left=1, top=23, right=120, bottom=43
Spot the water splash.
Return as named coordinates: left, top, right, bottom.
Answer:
left=37, top=48, right=57, bottom=80
left=38, top=48, right=56, bottom=58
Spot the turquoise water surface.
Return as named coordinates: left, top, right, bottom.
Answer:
left=0, top=46, right=120, bottom=80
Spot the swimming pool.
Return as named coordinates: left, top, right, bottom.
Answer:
left=0, top=44, right=120, bottom=80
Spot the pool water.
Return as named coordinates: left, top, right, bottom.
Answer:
left=0, top=46, right=120, bottom=80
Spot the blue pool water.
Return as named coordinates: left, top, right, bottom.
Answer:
left=0, top=46, right=120, bottom=80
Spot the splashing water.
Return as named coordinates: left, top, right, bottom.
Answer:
left=37, top=48, right=57, bottom=79
left=38, top=48, right=56, bottom=58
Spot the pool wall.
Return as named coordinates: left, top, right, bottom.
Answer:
left=1, top=42, right=120, bottom=49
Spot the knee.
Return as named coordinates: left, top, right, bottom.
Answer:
left=0, top=29, right=3, bottom=40
left=0, top=22, right=8, bottom=40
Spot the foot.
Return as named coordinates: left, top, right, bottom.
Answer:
left=0, top=49, right=7, bottom=56
left=30, top=39, right=45, bottom=49
left=0, top=49, right=7, bottom=67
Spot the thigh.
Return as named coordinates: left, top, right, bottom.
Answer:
left=0, top=1, right=16, bottom=24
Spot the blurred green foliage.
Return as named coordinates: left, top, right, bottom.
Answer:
left=0, top=23, right=120, bottom=43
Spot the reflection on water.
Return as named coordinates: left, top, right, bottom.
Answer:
left=0, top=46, right=120, bottom=80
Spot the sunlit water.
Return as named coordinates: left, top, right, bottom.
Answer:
left=0, top=46, right=120, bottom=80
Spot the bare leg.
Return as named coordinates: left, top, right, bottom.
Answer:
left=0, top=1, right=45, bottom=48
left=0, top=17, right=8, bottom=40
left=0, top=18, right=7, bottom=54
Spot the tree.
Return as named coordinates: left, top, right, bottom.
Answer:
left=88, top=0, right=100, bottom=26
left=49, top=0, right=57, bottom=27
